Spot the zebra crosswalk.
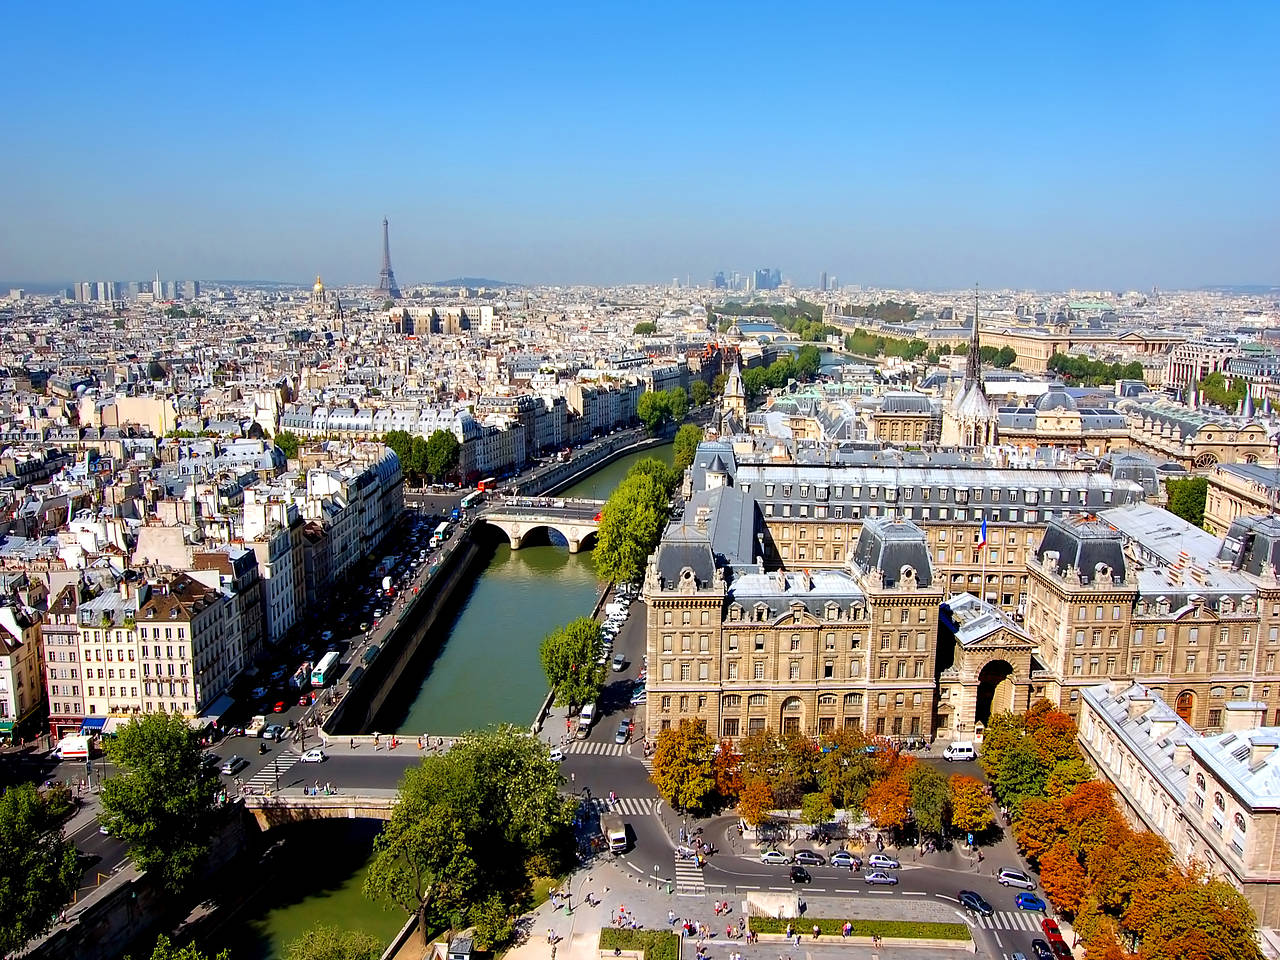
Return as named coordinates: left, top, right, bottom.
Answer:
left=563, top=741, right=628, bottom=758
left=588, top=796, right=656, bottom=817
left=243, top=750, right=299, bottom=790
left=673, top=857, right=706, bottom=897
left=972, top=910, right=1049, bottom=932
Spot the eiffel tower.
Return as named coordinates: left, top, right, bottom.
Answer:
left=375, top=217, right=401, bottom=299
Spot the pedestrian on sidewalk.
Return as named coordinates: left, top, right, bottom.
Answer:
left=668, top=909, right=676, bottom=925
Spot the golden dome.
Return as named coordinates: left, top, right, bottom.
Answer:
left=313, top=275, right=325, bottom=292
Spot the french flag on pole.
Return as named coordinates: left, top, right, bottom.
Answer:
left=977, top=516, right=987, bottom=548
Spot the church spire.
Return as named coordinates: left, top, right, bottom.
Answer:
left=965, top=282, right=982, bottom=386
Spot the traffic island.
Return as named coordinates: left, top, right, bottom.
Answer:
left=748, top=916, right=974, bottom=952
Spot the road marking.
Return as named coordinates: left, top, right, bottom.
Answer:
left=903, top=891, right=925, bottom=896
left=994, top=931, right=1003, bottom=948
left=936, top=894, right=960, bottom=903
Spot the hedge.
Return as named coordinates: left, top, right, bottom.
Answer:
left=750, top=917, right=971, bottom=941
left=598, top=929, right=680, bottom=960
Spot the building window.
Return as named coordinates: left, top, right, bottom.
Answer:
left=789, top=661, right=801, bottom=680
left=824, top=661, right=834, bottom=678
left=723, top=718, right=740, bottom=738
left=754, top=661, right=765, bottom=680
left=1208, top=708, right=1222, bottom=727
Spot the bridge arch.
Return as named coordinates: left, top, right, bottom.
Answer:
left=480, top=517, right=599, bottom=553
left=244, top=794, right=394, bottom=832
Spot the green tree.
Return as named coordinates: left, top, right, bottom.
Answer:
left=383, top=429, right=412, bottom=469
left=128, top=934, right=230, bottom=960
left=0, top=783, right=79, bottom=955
left=711, top=373, right=727, bottom=395
left=633, top=321, right=657, bottom=336
left=794, top=345, right=822, bottom=379
left=285, top=924, right=382, bottom=960
left=1165, top=476, right=1208, bottom=528
left=424, top=429, right=460, bottom=482
left=636, top=391, right=672, bottom=433
left=407, top=434, right=428, bottom=479
left=800, top=791, right=835, bottom=827
left=593, top=472, right=667, bottom=584
left=274, top=429, right=301, bottom=460
left=365, top=726, right=573, bottom=939
left=100, top=713, right=218, bottom=890
left=742, top=366, right=768, bottom=398
left=906, top=763, right=951, bottom=838
left=1198, top=371, right=1247, bottom=411
left=993, top=736, right=1049, bottom=814
left=690, top=380, right=710, bottom=406
left=668, top=386, right=689, bottom=423
left=672, top=423, right=704, bottom=473
left=815, top=726, right=877, bottom=813
left=631, top=456, right=679, bottom=498
left=650, top=719, right=718, bottom=814
left=539, top=617, right=604, bottom=708
left=995, top=346, right=1017, bottom=367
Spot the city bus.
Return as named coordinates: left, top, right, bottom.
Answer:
left=433, top=521, right=451, bottom=547
left=460, top=490, right=481, bottom=511
left=311, top=651, right=341, bottom=687
left=477, top=477, right=497, bottom=492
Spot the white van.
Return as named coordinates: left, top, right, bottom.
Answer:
left=576, top=702, right=597, bottom=738
left=943, top=741, right=977, bottom=762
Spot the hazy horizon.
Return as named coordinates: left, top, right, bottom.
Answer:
left=2, top=2, right=1276, bottom=291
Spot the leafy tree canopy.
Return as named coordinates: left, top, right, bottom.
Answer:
left=100, top=712, right=218, bottom=890
left=672, top=423, right=704, bottom=473
left=0, top=783, right=80, bottom=956
left=128, top=934, right=230, bottom=960
left=633, top=321, right=657, bottom=336
left=539, top=616, right=604, bottom=708
left=284, top=924, right=383, bottom=960
left=365, top=726, right=574, bottom=944
left=1047, top=353, right=1145, bottom=386
left=274, top=429, right=301, bottom=460
left=651, top=719, right=718, bottom=814
left=1165, top=476, right=1208, bottom=528
left=690, top=380, right=710, bottom=407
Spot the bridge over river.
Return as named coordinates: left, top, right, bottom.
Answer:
left=480, top=497, right=605, bottom=552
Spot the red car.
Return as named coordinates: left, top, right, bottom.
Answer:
left=1040, top=919, right=1072, bottom=958
left=273, top=700, right=285, bottom=713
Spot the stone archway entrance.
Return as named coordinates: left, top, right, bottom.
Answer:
left=1176, top=690, right=1195, bottom=724
left=975, top=660, right=1015, bottom=728
left=780, top=696, right=804, bottom=735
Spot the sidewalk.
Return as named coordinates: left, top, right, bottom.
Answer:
left=501, top=857, right=971, bottom=960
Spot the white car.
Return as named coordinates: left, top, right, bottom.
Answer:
left=549, top=747, right=565, bottom=762
left=760, top=849, right=790, bottom=865
left=300, top=748, right=328, bottom=763
left=868, top=853, right=901, bottom=870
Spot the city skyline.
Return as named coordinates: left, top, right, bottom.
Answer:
left=2, top=2, right=1277, bottom=289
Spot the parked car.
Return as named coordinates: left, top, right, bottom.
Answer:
left=868, top=854, right=900, bottom=870
left=789, top=866, right=811, bottom=884
left=998, top=867, right=1036, bottom=889
left=830, top=851, right=861, bottom=870
left=221, top=755, right=248, bottom=776
left=864, top=871, right=898, bottom=885
left=300, top=748, right=328, bottom=763
left=630, top=690, right=647, bottom=705
left=759, top=850, right=790, bottom=865
left=251, top=686, right=268, bottom=700
left=1016, top=892, right=1048, bottom=912
left=792, top=850, right=826, bottom=866
left=1030, top=943, right=1054, bottom=960
left=959, top=890, right=994, bottom=916
left=273, top=700, right=286, bottom=713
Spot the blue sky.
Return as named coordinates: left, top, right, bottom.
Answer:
left=2, top=1, right=1276, bottom=289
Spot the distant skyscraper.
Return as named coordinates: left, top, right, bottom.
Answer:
left=713, top=271, right=726, bottom=289
left=829, top=276, right=838, bottom=292
left=375, top=217, right=402, bottom=299
left=152, top=271, right=162, bottom=300
left=820, top=271, right=828, bottom=291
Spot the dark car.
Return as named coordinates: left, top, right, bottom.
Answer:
left=792, top=850, right=826, bottom=866
left=789, top=866, right=811, bottom=884
left=1030, top=942, right=1054, bottom=960
left=1016, top=892, right=1048, bottom=912
left=959, top=890, right=994, bottom=917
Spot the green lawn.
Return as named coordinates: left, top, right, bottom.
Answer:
left=598, top=929, right=681, bottom=960
left=750, top=916, right=971, bottom=941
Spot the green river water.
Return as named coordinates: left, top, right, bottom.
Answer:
left=212, top=441, right=672, bottom=959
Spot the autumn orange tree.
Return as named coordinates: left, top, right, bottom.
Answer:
left=712, top=738, right=742, bottom=802
left=864, top=773, right=911, bottom=833
left=736, top=777, right=773, bottom=828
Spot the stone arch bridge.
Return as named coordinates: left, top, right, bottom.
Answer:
left=480, top=498, right=605, bottom=553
